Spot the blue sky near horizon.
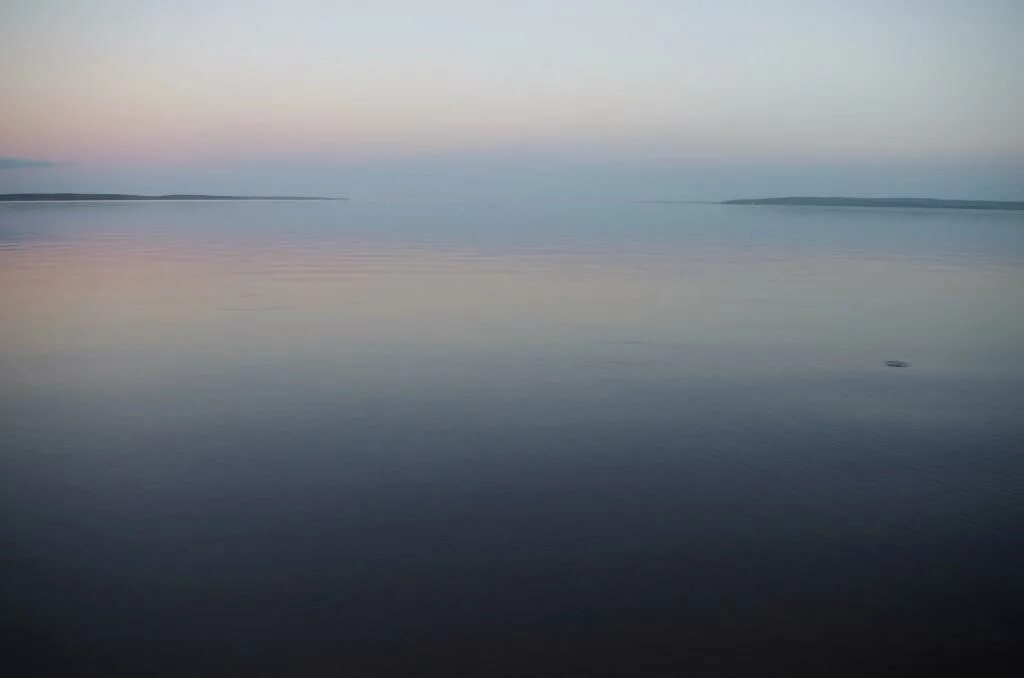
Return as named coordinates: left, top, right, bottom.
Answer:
left=1, top=0, right=1022, bottom=199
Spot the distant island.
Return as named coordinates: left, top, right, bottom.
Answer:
left=721, top=197, right=1024, bottom=211
left=0, top=193, right=342, bottom=202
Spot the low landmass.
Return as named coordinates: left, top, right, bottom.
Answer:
left=721, top=197, right=1024, bottom=211
left=0, top=193, right=343, bottom=201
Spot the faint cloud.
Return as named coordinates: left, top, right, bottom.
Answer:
left=0, top=156, right=62, bottom=170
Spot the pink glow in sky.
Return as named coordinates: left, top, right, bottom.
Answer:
left=2, top=0, right=1022, bottom=197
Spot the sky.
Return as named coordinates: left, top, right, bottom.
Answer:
left=1, top=0, right=1022, bottom=199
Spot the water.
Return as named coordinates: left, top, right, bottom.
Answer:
left=2, top=200, right=1022, bottom=676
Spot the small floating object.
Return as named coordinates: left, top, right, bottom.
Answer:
left=885, top=360, right=910, bottom=368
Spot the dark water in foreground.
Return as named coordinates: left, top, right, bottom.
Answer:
left=2, top=201, right=1023, bottom=676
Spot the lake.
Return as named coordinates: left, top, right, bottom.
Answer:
left=2, top=200, right=1022, bottom=676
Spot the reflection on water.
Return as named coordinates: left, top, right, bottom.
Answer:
left=2, top=201, right=1023, bottom=676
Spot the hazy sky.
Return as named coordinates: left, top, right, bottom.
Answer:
left=1, top=0, right=1022, bottom=199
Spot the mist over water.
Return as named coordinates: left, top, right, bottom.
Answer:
left=4, top=157, right=1024, bottom=202
left=2, top=200, right=1023, bottom=675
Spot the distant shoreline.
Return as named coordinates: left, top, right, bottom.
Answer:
left=720, top=197, right=1024, bottom=211
left=0, top=193, right=343, bottom=202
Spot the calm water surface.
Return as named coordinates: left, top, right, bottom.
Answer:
left=2, top=201, right=1023, bottom=676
